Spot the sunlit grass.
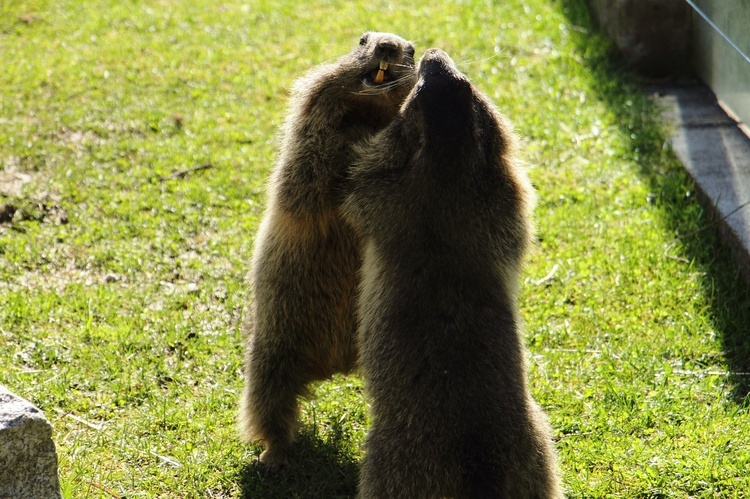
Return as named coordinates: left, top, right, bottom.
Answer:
left=1, top=0, right=749, bottom=496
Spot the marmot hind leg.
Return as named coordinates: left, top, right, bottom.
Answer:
left=238, top=339, right=310, bottom=473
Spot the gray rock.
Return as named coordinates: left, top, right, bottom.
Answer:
left=588, top=0, right=691, bottom=75
left=0, top=385, right=61, bottom=499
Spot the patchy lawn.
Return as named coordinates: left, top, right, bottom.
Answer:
left=1, top=0, right=749, bottom=496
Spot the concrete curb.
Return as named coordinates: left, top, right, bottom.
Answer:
left=650, top=79, right=750, bottom=284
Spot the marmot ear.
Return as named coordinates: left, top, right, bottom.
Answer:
left=359, top=34, right=368, bottom=46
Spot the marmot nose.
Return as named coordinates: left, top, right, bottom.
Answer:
left=375, top=39, right=401, bottom=60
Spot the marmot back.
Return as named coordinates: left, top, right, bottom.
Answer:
left=239, top=32, right=417, bottom=473
left=343, top=49, right=563, bottom=498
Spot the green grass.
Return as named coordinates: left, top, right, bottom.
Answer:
left=2, top=0, right=749, bottom=497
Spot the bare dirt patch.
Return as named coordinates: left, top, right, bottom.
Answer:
left=1, top=158, right=68, bottom=226
left=0, top=157, right=33, bottom=197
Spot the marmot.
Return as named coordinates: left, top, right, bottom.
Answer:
left=342, top=49, right=563, bottom=498
left=239, top=32, right=417, bottom=472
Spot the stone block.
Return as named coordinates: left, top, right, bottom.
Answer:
left=0, top=385, right=61, bottom=499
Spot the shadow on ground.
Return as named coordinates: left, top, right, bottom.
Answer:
left=237, top=430, right=359, bottom=499
left=559, top=0, right=750, bottom=402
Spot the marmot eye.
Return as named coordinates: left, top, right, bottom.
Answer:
left=359, top=35, right=367, bottom=46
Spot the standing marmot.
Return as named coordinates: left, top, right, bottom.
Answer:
left=343, top=49, right=563, bottom=498
left=239, top=32, right=417, bottom=472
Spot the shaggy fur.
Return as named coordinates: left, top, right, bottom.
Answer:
left=343, top=49, right=563, bottom=498
left=238, top=32, right=417, bottom=472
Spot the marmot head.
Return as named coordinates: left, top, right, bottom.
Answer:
left=295, top=32, right=417, bottom=129
left=349, top=48, right=512, bottom=186
left=340, top=32, right=418, bottom=114
left=345, top=48, right=531, bottom=262
left=403, top=48, right=509, bottom=170
left=355, top=32, right=417, bottom=90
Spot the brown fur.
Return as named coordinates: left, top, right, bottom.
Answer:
left=343, top=49, right=563, bottom=498
left=238, top=32, right=417, bottom=472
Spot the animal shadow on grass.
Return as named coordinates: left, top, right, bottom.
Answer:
left=237, top=429, right=360, bottom=499
left=561, top=0, right=750, bottom=403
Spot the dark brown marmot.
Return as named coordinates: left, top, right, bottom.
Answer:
left=343, top=48, right=563, bottom=498
left=238, top=32, right=417, bottom=472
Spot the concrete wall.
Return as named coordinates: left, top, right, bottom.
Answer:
left=690, top=0, right=750, bottom=128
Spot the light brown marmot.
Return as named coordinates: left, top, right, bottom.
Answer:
left=238, top=32, right=417, bottom=472
left=342, top=48, right=563, bottom=498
